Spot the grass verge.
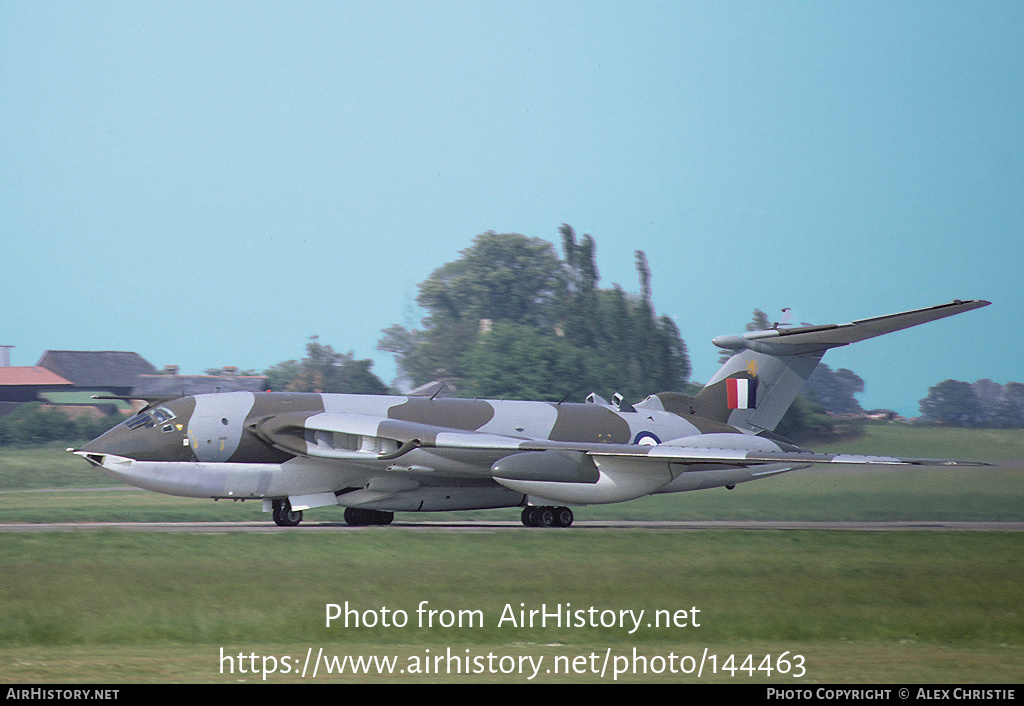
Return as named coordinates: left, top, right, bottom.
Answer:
left=0, top=530, right=1020, bottom=682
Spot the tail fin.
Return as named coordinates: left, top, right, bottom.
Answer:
left=692, top=299, right=989, bottom=432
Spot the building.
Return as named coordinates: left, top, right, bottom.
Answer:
left=36, top=351, right=160, bottom=396
left=0, top=366, right=74, bottom=418
left=1, top=350, right=160, bottom=418
left=1, top=350, right=268, bottom=419
left=131, top=366, right=268, bottom=398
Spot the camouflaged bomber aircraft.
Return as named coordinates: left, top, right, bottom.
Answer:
left=74, top=299, right=989, bottom=528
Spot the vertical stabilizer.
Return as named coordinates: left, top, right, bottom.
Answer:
left=692, top=348, right=823, bottom=431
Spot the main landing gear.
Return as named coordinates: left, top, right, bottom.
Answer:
left=272, top=499, right=302, bottom=527
left=271, top=499, right=395, bottom=527
left=344, top=507, right=395, bottom=526
left=521, top=505, right=574, bottom=528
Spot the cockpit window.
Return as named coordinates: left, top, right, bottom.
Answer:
left=152, top=407, right=176, bottom=423
left=125, top=406, right=176, bottom=431
left=125, top=412, right=154, bottom=430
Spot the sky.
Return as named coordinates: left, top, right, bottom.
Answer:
left=2, top=1, right=1021, bottom=417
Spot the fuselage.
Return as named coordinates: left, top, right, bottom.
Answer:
left=76, top=390, right=785, bottom=515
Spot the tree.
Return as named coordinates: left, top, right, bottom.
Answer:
left=915, top=378, right=1024, bottom=429
left=0, top=403, right=118, bottom=446
left=380, top=227, right=691, bottom=400
left=972, top=379, right=1005, bottom=427
left=804, top=364, right=864, bottom=415
left=382, top=232, right=567, bottom=387
left=654, top=315, right=691, bottom=392
left=992, top=382, right=1024, bottom=428
left=559, top=246, right=689, bottom=399
left=747, top=309, right=771, bottom=332
left=460, top=321, right=607, bottom=401
left=919, top=379, right=981, bottom=426
left=417, top=231, right=565, bottom=329
left=265, top=337, right=388, bottom=394
left=558, top=224, right=600, bottom=348
left=775, top=395, right=863, bottom=442
left=630, top=251, right=657, bottom=389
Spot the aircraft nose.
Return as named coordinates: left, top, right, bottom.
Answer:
left=77, top=400, right=194, bottom=462
left=79, top=422, right=136, bottom=457
left=73, top=424, right=149, bottom=483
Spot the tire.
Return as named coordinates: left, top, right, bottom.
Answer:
left=345, top=507, right=393, bottom=526
left=278, top=502, right=302, bottom=527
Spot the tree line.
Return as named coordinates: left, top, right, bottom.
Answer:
left=918, top=379, right=1024, bottom=428
left=0, top=404, right=117, bottom=447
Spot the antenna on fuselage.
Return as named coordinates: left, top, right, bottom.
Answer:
left=556, top=386, right=579, bottom=405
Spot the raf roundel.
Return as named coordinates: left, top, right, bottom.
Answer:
left=633, top=432, right=661, bottom=446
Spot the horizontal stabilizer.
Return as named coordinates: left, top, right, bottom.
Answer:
left=696, top=299, right=990, bottom=432
left=712, top=299, right=990, bottom=356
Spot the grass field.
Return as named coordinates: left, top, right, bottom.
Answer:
left=0, top=425, right=1021, bottom=683
left=0, top=531, right=1020, bottom=683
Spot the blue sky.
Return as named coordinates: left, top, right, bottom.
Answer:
left=2, top=2, right=1021, bottom=417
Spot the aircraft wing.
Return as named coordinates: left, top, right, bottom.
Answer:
left=249, top=410, right=538, bottom=461
left=248, top=410, right=988, bottom=508
left=250, top=411, right=987, bottom=468
left=594, top=447, right=989, bottom=467
left=585, top=434, right=990, bottom=466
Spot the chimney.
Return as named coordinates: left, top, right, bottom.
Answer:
left=164, top=365, right=180, bottom=376
left=0, top=346, right=12, bottom=367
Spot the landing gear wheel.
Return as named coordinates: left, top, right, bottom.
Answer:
left=522, top=506, right=573, bottom=528
left=536, top=506, right=556, bottom=527
left=344, top=507, right=395, bottom=526
left=273, top=499, right=303, bottom=527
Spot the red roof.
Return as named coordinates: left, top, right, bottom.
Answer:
left=0, top=367, right=74, bottom=387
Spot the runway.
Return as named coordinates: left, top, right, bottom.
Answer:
left=1, top=519, right=1021, bottom=533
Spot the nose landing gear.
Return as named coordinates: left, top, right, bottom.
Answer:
left=272, top=499, right=303, bottom=527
